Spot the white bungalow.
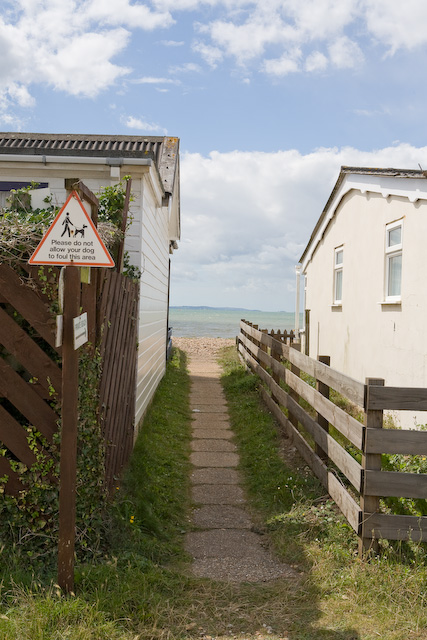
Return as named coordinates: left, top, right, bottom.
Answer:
left=0, top=132, right=180, bottom=426
left=299, top=166, right=427, bottom=429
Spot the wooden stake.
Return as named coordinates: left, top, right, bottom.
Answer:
left=315, top=355, right=330, bottom=462
left=359, top=377, right=384, bottom=557
left=57, top=265, right=80, bottom=593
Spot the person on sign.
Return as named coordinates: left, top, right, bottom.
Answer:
left=61, top=212, right=75, bottom=237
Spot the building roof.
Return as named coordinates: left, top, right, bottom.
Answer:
left=0, top=132, right=180, bottom=195
left=299, top=166, right=427, bottom=271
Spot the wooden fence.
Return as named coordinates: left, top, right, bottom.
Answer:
left=0, top=262, right=139, bottom=495
left=238, top=319, right=427, bottom=555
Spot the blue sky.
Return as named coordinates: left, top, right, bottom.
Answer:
left=2, top=0, right=427, bottom=310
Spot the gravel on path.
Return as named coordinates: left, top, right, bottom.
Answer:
left=172, top=337, right=235, bottom=358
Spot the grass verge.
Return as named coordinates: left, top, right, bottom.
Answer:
left=1, top=346, right=427, bottom=639
left=220, top=346, right=427, bottom=639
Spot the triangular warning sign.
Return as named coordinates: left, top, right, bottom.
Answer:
left=29, top=191, right=114, bottom=267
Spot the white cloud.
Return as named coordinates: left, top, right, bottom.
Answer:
left=165, top=0, right=427, bottom=77
left=305, top=51, right=328, bottom=72
left=6, top=83, right=35, bottom=108
left=0, top=0, right=172, bottom=114
left=41, top=30, right=131, bottom=97
left=169, top=62, right=203, bottom=73
left=160, top=40, right=185, bottom=46
left=362, top=0, right=427, bottom=53
left=132, top=76, right=180, bottom=85
left=192, top=41, right=224, bottom=68
left=328, top=36, right=364, bottom=69
left=84, top=0, right=174, bottom=30
left=263, top=50, right=301, bottom=76
left=121, top=115, right=168, bottom=133
left=199, top=12, right=296, bottom=65
left=171, top=143, right=427, bottom=310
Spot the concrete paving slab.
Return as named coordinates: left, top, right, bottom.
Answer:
left=192, top=505, right=252, bottom=529
left=192, top=428, right=233, bottom=440
left=190, top=451, right=239, bottom=468
left=191, top=439, right=237, bottom=453
left=191, top=468, right=240, bottom=485
left=191, top=414, right=230, bottom=427
left=191, top=483, right=245, bottom=504
left=190, top=382, right=224, bottom=391
left=190, top=399, right=228, bottom=407
left=190, top=389, right=226, bottom=398
left=190, top=557, right=298, bottom=583
left=185, top=529, right=270, bottom=559
left=192, top=405, right=229, bottom=413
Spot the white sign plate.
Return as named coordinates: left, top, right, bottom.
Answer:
left=56, top=314, right=63, bottom=348
left=29, top=191, right=114, bottom=268
left=73, top=312, right=88, bottom=350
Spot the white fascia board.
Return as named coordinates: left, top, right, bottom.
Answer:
left=0, top=154, right=153, bottom=167
left=300, top=173, right=427, bottom=273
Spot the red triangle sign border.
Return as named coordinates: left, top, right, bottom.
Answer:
left=29, top=190, right=115, bottom=268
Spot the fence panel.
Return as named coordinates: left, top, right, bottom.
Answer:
left=238, top=319, right=427, bottom=554
left=0, top=262, right=139, bottom=497
left=0, top=263, right=60, bottom=494
left=97, top=269, right=139, bottom=491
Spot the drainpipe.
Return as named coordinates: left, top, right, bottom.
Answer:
left=295, top=263, right=301, bottom=337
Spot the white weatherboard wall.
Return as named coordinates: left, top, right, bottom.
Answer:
left=130, top=173, right=170, bottom=427
left=302, top=176, right=427, bottom=429
left=0, top=158, right=174, bottom=431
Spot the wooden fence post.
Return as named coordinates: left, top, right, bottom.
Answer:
left=252, top=324, right=261, bottom=364
left=359, top=377, right=384, bottom=557
left=315, top=355, right=330, bottom=462
left=270, top=330, right=281, bottom=404
left=260, top=329, right=268, bottom=371
left=57, top=265, right=81, bottom=593
left=288, top=342, right=301, bottom=430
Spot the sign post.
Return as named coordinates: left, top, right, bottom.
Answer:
left=28, top=190, right=115, bottom=594
left=57, top=265, right=80, bottom=593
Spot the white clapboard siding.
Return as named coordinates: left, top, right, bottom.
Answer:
left=133, top=175, right=170, bottom=427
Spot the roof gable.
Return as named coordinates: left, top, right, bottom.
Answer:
left=300, top=166, right=427, bottom=271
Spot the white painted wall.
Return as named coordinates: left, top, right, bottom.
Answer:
left=132, top=173, right=171, bottom=427
left=303, top=180, right=427, bottom=428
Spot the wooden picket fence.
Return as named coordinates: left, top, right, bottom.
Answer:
left=238, top=319, right=427, bottom=555
left=0, top=261, right=138, bottom=495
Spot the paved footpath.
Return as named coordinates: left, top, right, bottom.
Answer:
left=183, top=348, right=297, bottom=583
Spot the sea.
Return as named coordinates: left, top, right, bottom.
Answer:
left=169, top=306, right=300, bottom=339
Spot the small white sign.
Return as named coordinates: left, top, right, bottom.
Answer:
left=56, top=314, right=63, bottom=348
left=73, top=312, right=88, bottom=350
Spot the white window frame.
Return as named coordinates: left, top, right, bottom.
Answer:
left=333, top=246, right=344, bottom=304
left=385, top=220, right=403, bottom=303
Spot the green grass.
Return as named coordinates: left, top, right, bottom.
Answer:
left=1, top=346, right=427, bottom=639
left=220, top=347, right=427, bottom=639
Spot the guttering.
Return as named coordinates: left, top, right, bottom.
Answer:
left=0, top=154, right=153, bottom=167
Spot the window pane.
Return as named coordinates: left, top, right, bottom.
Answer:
left=388, top=254, right=402, bottom=297
left=335, top=249, right=343, bottom=265
left=388, top=226, right=401, bottom=247
left=335, top=269, right=343, bottom=302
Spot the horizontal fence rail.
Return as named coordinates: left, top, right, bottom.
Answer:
left=238, top=320, right=427, bottom=554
